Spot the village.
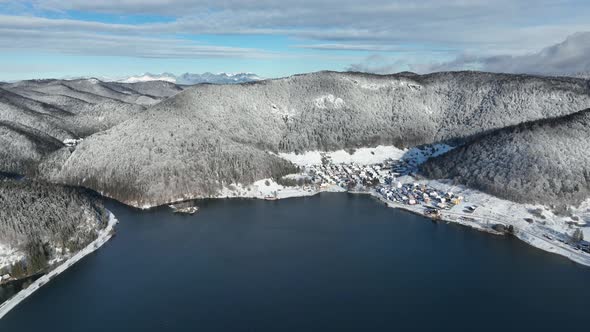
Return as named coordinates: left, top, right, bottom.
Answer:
left=298, top=154, right=590, bottom=258
left=306, top=157, right=466, bottom=211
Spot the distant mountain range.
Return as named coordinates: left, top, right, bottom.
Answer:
left=116, top=72, right=263, bottom=85
left=573, top=72, right=590, bottom=79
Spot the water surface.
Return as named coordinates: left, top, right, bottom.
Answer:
left=1, top=193, right=588, bottom=331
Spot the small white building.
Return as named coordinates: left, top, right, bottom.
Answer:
left=63, top=138, right=83, bottom=147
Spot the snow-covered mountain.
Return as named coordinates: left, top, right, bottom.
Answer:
left=118, top=73, right=177, bottom=84
left=34, top=71, right=590, bottom=208
left=573, top=71, right=590, bottom=79
left=4, top=70, right=590, bottom=209
left=117, top=72, right=263, bottom=85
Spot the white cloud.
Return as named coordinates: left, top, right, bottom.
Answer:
left=345, top=55, right=406, bottom=74
left=2, top=1, right=588, bottom=53
left=0, top=27, right=277, bottom=59
left=1, top=1, right=590, bottom=71
left=293, top=44, right=454, bottom=53
left=412, top=32, right=590, bottom=75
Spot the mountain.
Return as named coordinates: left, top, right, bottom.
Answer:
left=0, top=87, right=75, bottom=141
left=422, top=108, right=590, bottom=206
left=0, top=78, right=184, bottom=175
left=118, top=73, right=177, bottom=84
left=176, top=72, right=262, bottom=85
left=573, top=72, right=590, bottom=79
left=37, top=71, right=590, bottom=208
left=0, top=121, right=64, bottom=175
left=108, top=80, right=184, bottom=98
left=116, top=72, right=262, bottom=85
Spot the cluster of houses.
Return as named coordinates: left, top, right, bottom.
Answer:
left=304, top=158, right=589, bottom=255
left=307, top=162, right=385, bottom=189
left=306, top=157, right=422, bottom=189
left=376, top=182, right=463, bottom=209
left=305, top=158, right=463, bottom=211
left=387, top=159, right=415, bottom=177
left=299, top=157, right=590, bottom=261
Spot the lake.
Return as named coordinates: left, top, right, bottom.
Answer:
left=1, top=193, right=589, bottom=331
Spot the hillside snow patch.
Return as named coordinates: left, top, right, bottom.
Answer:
left=314, top=95, right=345, bottom=109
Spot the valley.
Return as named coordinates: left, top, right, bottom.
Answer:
left=1, top=70, right=590, bottom=320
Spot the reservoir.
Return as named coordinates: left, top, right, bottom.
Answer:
left=1, top=193, right=589, bottom=331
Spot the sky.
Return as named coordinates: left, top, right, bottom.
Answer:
left=1, top=0, right=590, bottom=80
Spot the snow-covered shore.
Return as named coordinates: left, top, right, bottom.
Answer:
left=229, top=181, right=590, bottom=267
left=366, top=188, right=590, bottom=267
left=0, top=211, right=118, bottom=320
left=129, top=144, right=590, bottom=267
left=218, top=146, right=590, bottom=267
left=113, top=145, right=590, bottom=268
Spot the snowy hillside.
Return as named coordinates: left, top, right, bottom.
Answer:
left=0, top=78, right=185, bottom=176
left=118, top=73, right=177, bottom=83
left=422, top=108, right=590, bottom=206
left=38, top=71, right=590, bottom=207
left=0, top=179, right=109, bottom=282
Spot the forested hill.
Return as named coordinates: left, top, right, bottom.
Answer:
left=0, top=121, right=63, bottom=175
left=38, top=71, right=590, bottom=207
left=0, top=78, right=185, bottom=177
left=422, top=108, right=590, bottom=206
left=0, top=179, right=108, bottom=280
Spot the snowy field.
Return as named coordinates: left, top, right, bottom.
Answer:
left=278, top=145, right=406, bottom=167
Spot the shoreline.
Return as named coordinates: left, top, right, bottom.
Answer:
left=208, top=183, right=590, bottom=267
left=1, top=183, right=586, bottom=322
left=0, top=211, right=119, bottom=320
left=366, top=191, right=590, bottom=267
left=134, top=183, right=590, bottom=268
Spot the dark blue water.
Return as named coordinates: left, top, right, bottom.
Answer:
left=1, top=193, right=589, bottom=331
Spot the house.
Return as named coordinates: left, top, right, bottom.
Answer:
left=63, top=138, right=83, bottom=147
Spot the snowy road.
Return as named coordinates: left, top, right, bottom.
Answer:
left=0, top=211, right=118, bottom=320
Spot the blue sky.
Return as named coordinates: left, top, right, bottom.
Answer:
left=1, top=0, right=590, bottom=80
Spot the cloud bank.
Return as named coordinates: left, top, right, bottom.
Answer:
left=347, top=32, right=590, bottom=77
left=1, top=1, right=590, bottom=77
left=412, top=32, right=590, bottom=76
